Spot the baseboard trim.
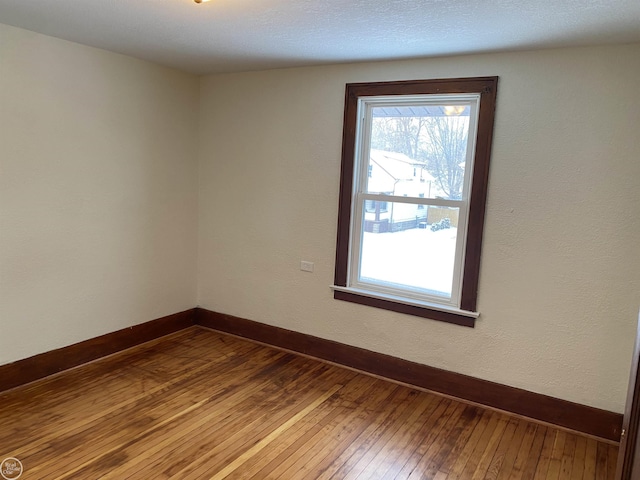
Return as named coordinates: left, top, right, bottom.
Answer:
left=195, top=307, right=622, bottom=442
left=0, top=309, right=195, bottom=393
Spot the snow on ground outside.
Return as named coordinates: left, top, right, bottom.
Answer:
left=360, top=227, right=457, bottom=297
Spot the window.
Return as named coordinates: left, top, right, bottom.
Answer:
left=364, top=200, right=389, bottom=213
left=333, top=77, right=498, bottom=327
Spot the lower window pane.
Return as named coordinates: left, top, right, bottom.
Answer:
left=359, top=204, right=459, bottom=299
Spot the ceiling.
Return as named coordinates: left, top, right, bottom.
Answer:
left=1, top=0, right=639, bottom=75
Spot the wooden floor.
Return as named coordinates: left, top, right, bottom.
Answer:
left=0, top=327, right=617, bottom=479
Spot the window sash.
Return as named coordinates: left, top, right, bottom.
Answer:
left=349, top=198, right=465, bottom=307
left=347, top=95, right=480, bottom=309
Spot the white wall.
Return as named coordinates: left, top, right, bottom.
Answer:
left=0, top=24, right=199, bottom=365
left=197, top=44, right=640, bottom=413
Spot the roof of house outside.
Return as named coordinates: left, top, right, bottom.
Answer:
left=370, top=150, right=435, bottom=182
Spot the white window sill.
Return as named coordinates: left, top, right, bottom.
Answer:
left=330, top=285, right=480, bottom=319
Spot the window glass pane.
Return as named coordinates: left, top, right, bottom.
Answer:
left=359, top=202, right=460, bottom=299
left=367, top=105, right=471, bottom=201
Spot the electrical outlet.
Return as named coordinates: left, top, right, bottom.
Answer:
left=300, top=261, right=314, bottom=273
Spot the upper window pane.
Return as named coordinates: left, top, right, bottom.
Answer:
left=367, top=104, right=472, bottom=201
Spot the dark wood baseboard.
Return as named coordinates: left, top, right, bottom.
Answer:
left=1, top=306, right=622, bottom=442
left=195, top=307, right=622, bottom=442
left=0, top=309, right=195, bottom=393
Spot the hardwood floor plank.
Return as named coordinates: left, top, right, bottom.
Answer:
left=435, top=405, right=488, bottom=477
left=326, top=390, right=428, bottom=479
left=469, top=415, right=515, bottom=480
left=42, top=353, right=315, bottom=479
left=218, top=376, right=383, bottom=480
left=582, top=438, right=598, bottom=480
left=559, top=434, right=577, bottom=479
left=492, top=418, right=529, bottom=480
left=268, top=378, right=399, bottom=480
left=533, top=427, right=557, bottom=479
left=188, top=372, right=357, bottom=478
left=387, top=399, right=460, bottom=479
left=0, top=328, right=257, bottom=443
left=0, top=327, right=619, bottom=480
left=546, top=430, right=568, bottom=480
left=438, top=409, right=495, bottom=480
left=205, top=385, right=341, bottom=479
left=595, top=442, right=609, bottom=480
left=342, top=392, right=438, bottom=479
left=7, top=354, right=238, bottom=458
left=466, top=413, right=510, bottom=479
left=66, top=360, right=344, bottom=479
left=403, top=403, right=472, bottom=479
left=316, top=387, right=423, bottom=479
left=424, top=406, right=487, bottom=479
left=311, top=386, right=416, bottom=480
left=519, top=425, right=548, bottom=480
left=606, top=444, right=617, bottom=480
left=569, top=435, right=587, bottom=480
left=375, top=397, right=456, bottom=480
left=124, top=365, right=355, bottom=479
left=238, top=396, right=355, bottom=479
left=449, top=411, right=503, bottom=480
left=17, top=346, right=292, bottom=475
left=503, top=422, right=538, bottom=480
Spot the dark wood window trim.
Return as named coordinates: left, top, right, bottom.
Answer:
left=333, top=77, right=499, bottom=327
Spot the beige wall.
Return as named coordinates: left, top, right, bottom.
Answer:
left=2, top=21, right=638, bottom=414
left=0, top=24, right=199, bottom=365
left=197, top=44, right=640, bottom=413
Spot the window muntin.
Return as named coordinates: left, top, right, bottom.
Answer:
left=333, top=77, right=498, bottom=327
